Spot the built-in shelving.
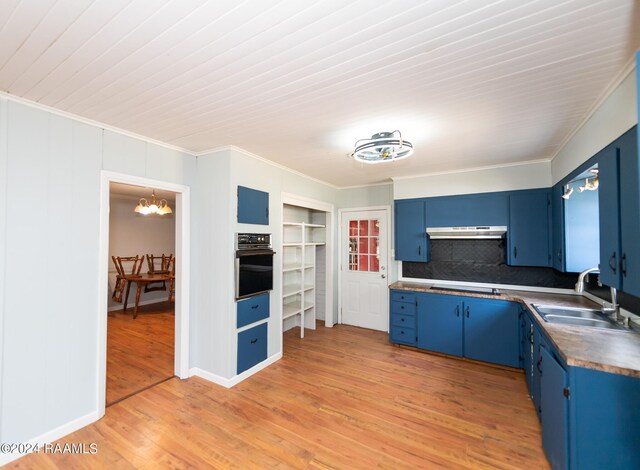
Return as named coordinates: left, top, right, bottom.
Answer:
left=282, top=206, right=327, bottom=338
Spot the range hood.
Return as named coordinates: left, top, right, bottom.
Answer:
left=426, top=226, right=507, bottom=239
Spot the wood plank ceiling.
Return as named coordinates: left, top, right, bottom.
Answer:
left=0, top=0, right=638, bottom=186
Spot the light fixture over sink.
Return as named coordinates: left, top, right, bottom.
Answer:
left=134, top=190, right=172, bottom=215
left=350, top=130, right=413, bottom=164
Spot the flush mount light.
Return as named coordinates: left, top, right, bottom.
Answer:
left=350, top=130, right=413, bottom=164
left=134, top=190, right=172, bottom=215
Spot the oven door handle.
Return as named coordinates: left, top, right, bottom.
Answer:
left=236, top=249, right=275, bottom=257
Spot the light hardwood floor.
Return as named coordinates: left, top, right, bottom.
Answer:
left=8, top=324, right=549, bottom=469
left=106, top=301, right=175, bottom=405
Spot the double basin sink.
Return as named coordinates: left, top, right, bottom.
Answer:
left=533, top=304, right=630, bottom=331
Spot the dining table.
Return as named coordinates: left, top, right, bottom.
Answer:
left=122, top=272, right=173, bottom=318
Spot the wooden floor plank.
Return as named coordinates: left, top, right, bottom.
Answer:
left=7, top=324, right=549, bottom=469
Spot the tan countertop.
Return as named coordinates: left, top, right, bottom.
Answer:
left=390, top=281, right=640, bottom=378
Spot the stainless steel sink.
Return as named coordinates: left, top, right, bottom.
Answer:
left=532, top=304, right=628, bottom=331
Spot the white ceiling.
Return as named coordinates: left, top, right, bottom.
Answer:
left=0, top=0, right=638, bottom=187
left=110, top=182, right=176, bottom=203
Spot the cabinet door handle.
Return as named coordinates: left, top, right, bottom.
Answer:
left=609, top=252, right=617, bottom=274
left=513, top=246, right=517, bottom=259
left=537, top=356, right=543, bottom=374
left=528, top=330, right=533, bottom=345
left=418, top=245, right=421, bottom=256
left=455, top=305, right=460, bottom=317
left=251, top=338, right=258, bottom=344
left=251, top=304, right=259, bottom=309
left=621, top=253, right=627, bottom=277
left=465, top=306, right=470, bottom=318
left=400, top=317, right=405, bottom=322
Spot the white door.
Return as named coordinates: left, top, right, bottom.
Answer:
left=340, top=210, right=389, bottom=331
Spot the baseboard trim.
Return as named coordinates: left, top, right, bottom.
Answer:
left=107, top=298, right=169, bottom=312
left=0, top=410, right=101, bottom=466
left=189, top=352, right=283, bottom=388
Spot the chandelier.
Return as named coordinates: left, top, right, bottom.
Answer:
left=134, top=190, right=172, bottom=215
left=350, top=130, right=413, bottom=164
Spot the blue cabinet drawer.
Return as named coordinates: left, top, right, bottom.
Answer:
left=237, top=293, right=270, bottom=328
left=390, top=290, right=416, bottom=304
left=390, top=326, right=416, bottom=346
left=391, top=313, right=415, bottom=328
left=391, top=300, right=416, bottom=315
left=237, top=322, right=268, bottom=374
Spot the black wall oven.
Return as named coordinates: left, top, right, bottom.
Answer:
left=235, top=233, right=274, bottom=300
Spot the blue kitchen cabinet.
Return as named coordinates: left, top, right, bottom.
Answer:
left=598, top=127, right=640, bottom=297
left=521, top=311, right=533, bottom=392
left=508, top=189, right=551, bottom=267
left=463, top=297, right=520, bottom=368
left=412, top=292, right=521, bottom=367
left=551, top=182, right=566, bottom=271
left=237, top=185, right=269, bottom=225
left=237, top=322, right=268, bottom=374
left=236, top=292, right=270, bottom=328
left=416, top=293, right=462, bottom=356
left=389, top=290, right=417, bottom=346
left=424, top=191, right=509, bottom=227
left=597, top=142, right=621, bottom=289
left=531, top=321, right=548, bottom=420
left=394, top=199, right=428, bottom=262
left=540, top=345, right=569, bottom=470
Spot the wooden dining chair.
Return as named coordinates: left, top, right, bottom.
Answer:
left=111, top=255, right=144, bottom=304
left=145, top=253, right=173, bottom=292
left=168, top=256, right=176, bottom=303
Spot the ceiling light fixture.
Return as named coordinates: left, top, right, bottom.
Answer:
left=134, top=190, right=172, bottom=215
left=561, top=184, right=573, bottom=200
left=350, top=130, right=413, bottom=164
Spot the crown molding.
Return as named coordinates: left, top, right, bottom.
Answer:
left=390, top=158, right=552, bottom=181
left=550, top=54, right=637, bottom=162
left=0, top=91, right=197, bottom=157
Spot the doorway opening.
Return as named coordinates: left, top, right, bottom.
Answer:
left=106, top=182, right=176, bottom=406
left=98, top=171, right=190, bottom=418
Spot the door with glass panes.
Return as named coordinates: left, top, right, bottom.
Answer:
left=340, top=210, right=389, bottom=331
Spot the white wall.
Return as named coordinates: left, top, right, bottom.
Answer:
left=108, top=195, right=175, bottom=309
left=0, top=97, right=196, bottom=456
left=552, top=67, right=638, bottom=183
left=393, top=160, right=552, bottom=200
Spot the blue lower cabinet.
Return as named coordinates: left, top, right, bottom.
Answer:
left=463, top=297, right=520, bottom=368
left=237, top=293, right=270, bottom=328
left=237, top=322, right=268, bottom=374
left=532, top=324, right=546, bottom=420
left=522, top=312, right=534, bottom=393
left=389, top=291, right=417, bottom=346
left=540, top=345, right=569, bottom=470
left=417, top=293, right=463, bottom=356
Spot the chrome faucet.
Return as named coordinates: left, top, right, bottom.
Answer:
left=601, top=286, right=620, bottom=321
left=575, top=267, right=599, bottom=294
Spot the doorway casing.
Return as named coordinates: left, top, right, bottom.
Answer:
left=97, top=171, right=190, bottom=418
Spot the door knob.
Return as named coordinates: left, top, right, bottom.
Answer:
left=381, top=274, right=386, bottom=279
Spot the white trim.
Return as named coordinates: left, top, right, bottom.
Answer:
left=281, top=193, right=335, bottom=328
left=0, top=91, right=195, bottom=157
left=98, top=171, right=191, bottom=420
left=550, top=56, right=636, bottom=164
left=0, top=410, right=101, bottom=466
left=337, top=181, right=393, bottom=190
left=390, top=158, right=552, bottom=181
left=0, top=96, right=7, bottom=443
left=338, top=206, right=392, bottom=328
left=396, top=276, right=578, bottom=295
left=189, top=352, right=283, bottom=388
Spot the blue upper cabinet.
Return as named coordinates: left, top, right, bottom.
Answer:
left=597, top=143, right=621, bottom=289
left=551, top=183, right=566, bottom=271
left=237, top=185, right=269, bottom=225
left=599, top=128, right=640, bottom=296
left=394, top=199, right=428, bottom=262
left=424, top=192, right=509, bottom=227
left=508, top=189, right=551, bottom=267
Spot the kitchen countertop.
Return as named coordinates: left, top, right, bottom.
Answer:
left=390, top=281, right=640, bottom=378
